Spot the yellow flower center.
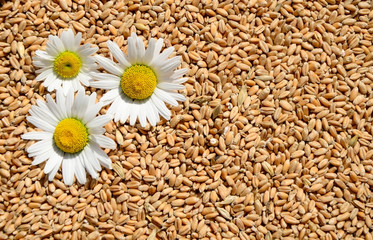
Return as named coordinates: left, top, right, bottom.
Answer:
left=53, top=118, right=88, bottom=154
left=120, top=64, right=157, bottom=100
left=53, top=51, right=82, bottom=79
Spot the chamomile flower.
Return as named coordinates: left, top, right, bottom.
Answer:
left=33, top=29, right=98, bottom=95
left=91, top=33, right=188, bottom=127
left=22, top=90, right=116, bottom=185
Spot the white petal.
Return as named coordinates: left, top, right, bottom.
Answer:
left=91, top=157, right=102, bottom=172
left=136, top=36, right=146, bottom=62
left=118, top=106, right=130, bottom=124
left=50, top=35, right=65, bottom=53
left=152, top=38, right=164, bottom=60
left=44, top=149, right=63, bottom=174
left=75, top=155, right=87, bottom=184
left=129, top=102, right=139, bottom=126
left=71, top=77, right=81, bottom=92
left=33, top=58, right=53, bottom=68
left=62, top=157, right=75, bottom=185
left=29, top=148, right=52, bottom=159
left=171, top=77, right=189, bottom=84
left=107, top=94, right=132, bottom=124
left=48, top=151, right=63, bottom=181
left=27, top=138, right=51, bottom=153
left=137, top=101, right=147, bottom=127
left=43, top=73, right=58, bottom=89
left=32, top=149, right=53, bottom=165
left=71, top=90, right=88, bottom=119
left=158, top=56, right=181, bottom=72
left=82, top=148, right=98, bottom=179
left=27, top=116, right=55, bottom=132
left=89, top=127, right=105, bottom=135
left=172, top=68, right=188, bottom=79
left=88, top=92, right=97, bottom=106
left=77, top=73, right=90, bottom=86
left=143, top=38, right=157, bottom=64
left=74, top=75, right=83, bottom=89
left=127, top=34, right=138, bottom=63
left=48, top=78, right=63, bottom=93
left=82, top=72, right=95, bottom=84
left=107, top=40, right=131, bottom=67
left=86, top=146, right=101, bottom=172
left=83, top=104, right=102, bottom=124
left=150, top=46, right=174, bottom=66
left=46, top=94, right=64, bottom=120
left=35, top=68, right=54, bottom=81
left=90, top=73, right=120, bottom=90
left=100, top=89, right=120, bottom=105
left=62, top=81, right=73, bottom=96
left=44, top=37, right=61, bottom=56
left=168, top=92, right=186, bottom=102
left=81, top=92, right=102, bottom=123
left=144, top=100, right=158, bottom=126
left=56, top=89, right=66, bottom=112
left=22, top=131, right=52, bottom=140
left=65, top=88, right=74, bottom=116
left=90, top=142, right=112, bottom=169
left=29, top=102, right=59, bottom=126
left=55, top=89, right=68, bottom=118
left=87, top=115, right=112, bottom=129
left=107, top=97, right=123, bottom=122
left=151, top=95, right=171, bottom=120
left=61, top=29, right=75, bottom=51
left=154, top=88, right=178, bottom=106
left=74, top=32, right=82, bottom=51
left=28, top=140, right=54, bottom=157
left=95, top=55, right=123, bottom=76
left=157, top=82, right=185, bottom=91
left=77, top=44, right=97, bottom=57
left=91, top=135, right=116, bottom=149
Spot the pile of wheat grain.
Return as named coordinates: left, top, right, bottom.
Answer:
left=0, top=0, right=373, bottom=239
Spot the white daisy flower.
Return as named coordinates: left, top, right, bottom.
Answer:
left=22, top=90, right=116, bottom=185
left=33, top=29, right=98, bottom=95
left=91, top=32, right=188, bottom=127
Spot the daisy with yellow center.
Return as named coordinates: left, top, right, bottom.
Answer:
left=90, top=32, right=188, bottom=127
left=33, top=29, right=98, bottom=95
left=22, top=90, right=116, bottom=185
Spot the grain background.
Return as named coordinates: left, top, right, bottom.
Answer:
left=1, top=0, right=373, bottom=239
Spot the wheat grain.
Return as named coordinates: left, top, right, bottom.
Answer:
left=1, top=0, right=373, bottom=239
